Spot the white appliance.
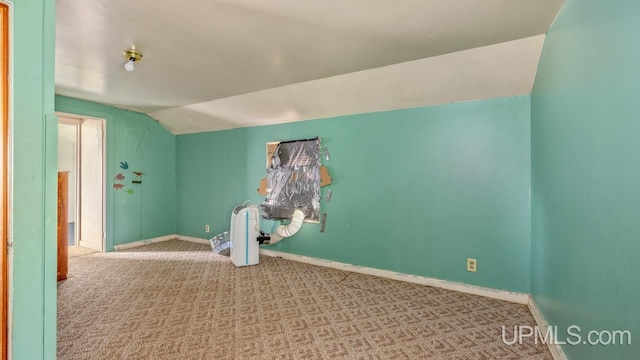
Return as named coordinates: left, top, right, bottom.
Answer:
left=230, top=204, right=260, bottom=267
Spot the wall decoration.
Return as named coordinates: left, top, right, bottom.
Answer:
left=114, top=162, right=145, bottom=194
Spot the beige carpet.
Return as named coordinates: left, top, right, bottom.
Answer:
left=57, top=240, right=552, bottom=360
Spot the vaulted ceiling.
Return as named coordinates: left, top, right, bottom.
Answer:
left=55, top=0, right=564, bottom=134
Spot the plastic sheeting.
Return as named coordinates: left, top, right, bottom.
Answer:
left=261, top=138, right=321, bottom=221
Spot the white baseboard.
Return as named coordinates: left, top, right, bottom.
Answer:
left=528, top=297, right=568, bottom=360
left=259, top=249, right=529, bottom=304
left=115, top=235, right=564, bottom=360
left=113, top=235, right=176, bottom=251
left=114, top=234, right=210, bottom=251
left=176, top=235, right=210, bottom=245
left=116, top=237, right=526, bottom=304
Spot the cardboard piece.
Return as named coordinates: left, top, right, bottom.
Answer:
left=257, top=178, right=268, bottom=196
left=319, top=166, right=332, bottom=186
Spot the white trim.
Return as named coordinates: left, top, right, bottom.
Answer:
left=175, top=235, right=210, bottom=245
left=116, top=236, right=528, bottom=305
left=3, top=2, right=13, bottom=358
left=56, top=115, right=82, bottom=125
left=113, top=235, right=175, bottom=251
left=259, top=249, right=529, bottom=304
left=528, top=297, right=568, bottom=360
left=113, top=234, right=210, bottom=251
left=55, top=111, right=104, bottom=122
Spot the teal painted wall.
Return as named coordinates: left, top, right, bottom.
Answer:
left=55, top=96, right=177, bottom=251
left=531, top=1, right=640, bottom=359
left=11, top=0, right=57, bottom=359
left=177, top=96, right=532, bottom=292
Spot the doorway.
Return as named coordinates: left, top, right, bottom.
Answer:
left=57, top=115, right=105, bottom=253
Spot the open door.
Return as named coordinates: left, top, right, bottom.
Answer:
left=58, top=115, right=105, bottom=253
left=79, top=118, right=104, bottom=251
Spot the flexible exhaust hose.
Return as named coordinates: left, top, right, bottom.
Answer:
left=277, top=209, right=305, bottom=237
left=268, top=209, right=305, bottom=244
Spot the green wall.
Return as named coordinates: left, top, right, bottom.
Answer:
left=55, top=96, right=177, bottom=251
left=11, top=0, right=57, bottom=359
left=531, top=0, right=639, bottom=358
left=177, top=95, right=532, bottom=292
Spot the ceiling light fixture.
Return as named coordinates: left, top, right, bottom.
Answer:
left=123, top=48, right=143, bottom=72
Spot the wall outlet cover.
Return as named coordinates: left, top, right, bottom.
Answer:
left=467, top=258, right=477, bottom=272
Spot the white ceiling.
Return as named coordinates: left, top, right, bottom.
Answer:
left=55, top=0, right=564, bottom=134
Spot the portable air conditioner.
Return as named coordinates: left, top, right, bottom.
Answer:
left=230, top=204, right=260, bottom=267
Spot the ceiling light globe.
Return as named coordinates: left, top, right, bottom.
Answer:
left=124, top=59, right=135, bottom=72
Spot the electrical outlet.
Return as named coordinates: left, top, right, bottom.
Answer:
left=205, top=225, right=210, bottom=233
left=467, top=258, right=477, bottom=272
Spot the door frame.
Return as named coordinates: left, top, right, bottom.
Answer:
left=0, top=2, right=9, bottom=358
left=56, top=112, right=106, bottom=253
